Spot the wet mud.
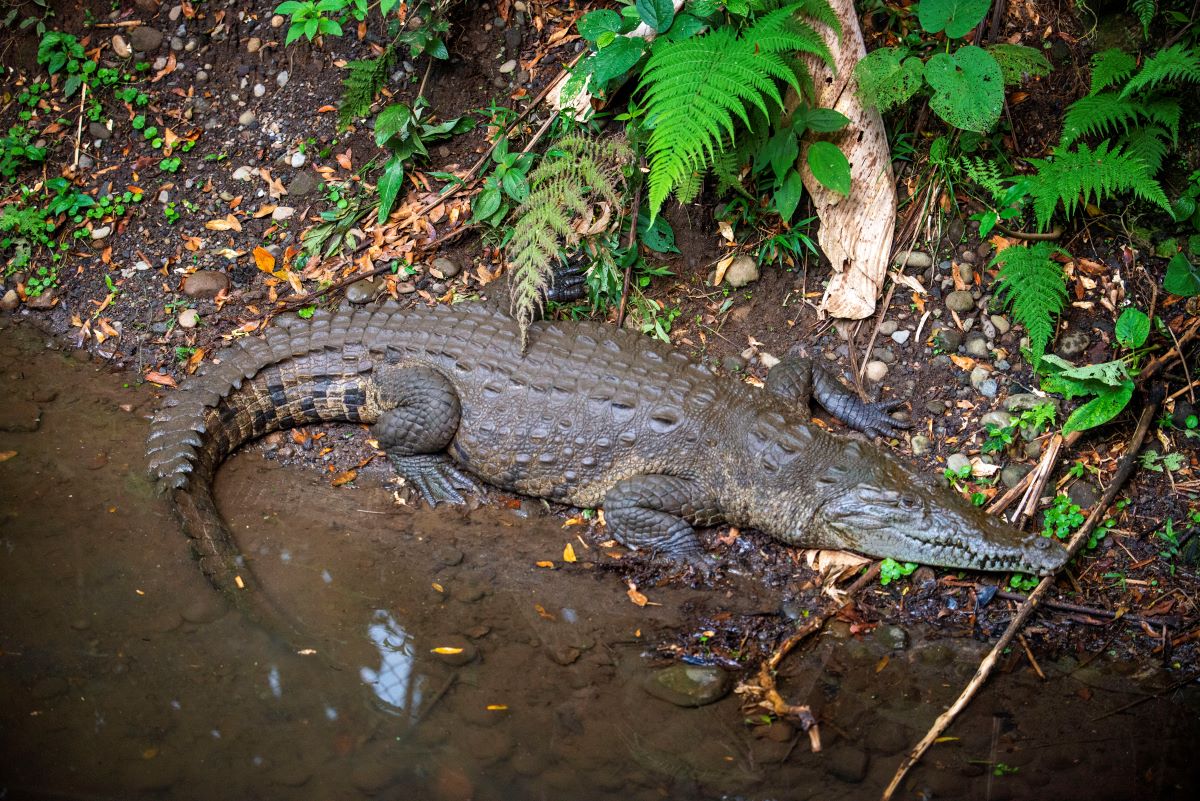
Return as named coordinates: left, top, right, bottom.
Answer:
left=1, top=319, right=1197, bottom=800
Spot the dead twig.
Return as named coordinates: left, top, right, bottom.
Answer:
left=992, top=589, right=1180, bottom=629
left=881, top=393, right=1161, bottom=801
left=615, top=180, right=645, bottom=329
left=1013, top=434, right=1062, bottom=528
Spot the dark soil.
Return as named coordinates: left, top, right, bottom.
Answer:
left=1, top=0, right=1199, bottom=792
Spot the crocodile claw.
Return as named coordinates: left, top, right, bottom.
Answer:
left=388, top=453, right=479, bottom=506
left=859, top=399, right=912, bottom=439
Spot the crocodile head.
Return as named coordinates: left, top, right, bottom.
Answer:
left=808, top=462, right=1068, bottom=576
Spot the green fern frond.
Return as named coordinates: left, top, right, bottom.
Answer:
left=1026, top=140, right=1172, bottom=230
left=506, top=134, right=632, bottom=348
left=1088, top=49, right=1137, bottom=95
left=638, top=1, right=836, bottom=218
left=1060, top=93, right=1143, bottom=147
left=1138, top=96, right=1182, bottom=142
left=1130, top=0, right=1157, bottom=38
left=1123, top=126, right=1169, bottom=173
left=339, top=48, right=395, bottom=129
left=673, top=170, right=703, bottom=204
left=991, top=242, right=1068, bottom=366
left=949, top=156, right=1005, bottom=201
left=1119, top=43, right=1200, bottom=98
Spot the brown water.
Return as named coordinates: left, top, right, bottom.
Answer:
left=1, top=319, right=1197, bottom=801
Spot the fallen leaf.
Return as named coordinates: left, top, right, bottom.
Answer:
left=253, top=204, right=277, bottom=219
left=949, top=354, right=977, bottom=371
left=563, top=542, right=577, bottom=563
left=712, top=254, right=735, bottom=286
left=626, top=581, right=648, bottom=607
left=432, top=582, right=444, bottom=593
left=252, top=246, right=276, bottom=274
left=534, top=604, right=555, bottom=621
left=317, top=104, right=337, bottom=113
left=336, top=149, right=353, bottom=171
left=0, top=451, right=17, bottom=462
left=486, top=704, right=508, bottom=711
left=205, top=214, right=241, bottom=232
left=144, top=371, right=177, bottom=387
left=431, top=646, right=464, bottom=655
left=331, top=469, right=357, bottom=486
left=535, top=560, right=556, bottom=569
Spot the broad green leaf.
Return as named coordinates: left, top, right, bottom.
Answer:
left=285, top=24, right=304, bottom=45
left=501, top=171, right=529, bottom=202
left=1115, top=307, right=1150, bottom=349
left=638, top=212, right=678, bottom=253
left=924, top=46, right=1004, bottom=133
left=986, top=43, right=1052, bottom=85
left=661, top=13, right=704, bottom=42
left=578, top=9, right=622, bottom=42
left=274, top=1, right=304, bottom=15
left=802, top=108, right=851, bottom=133
left=1062, top=380, right=1134, bottom=435
left=1163, top=251, right=1200, bottom=296
left=774, top=170, right=804, bottom=223
left=807, top=142, right=851, bottom=196
left=375, top=103, right=413, bottom=147
left=590, top=36, right=646, bottom=87
left=472, top=184, right=502, bottom=221
left=635, top=0, right=675, bottom=32
left=853, top=48, right=924, bottom=113
left=1058, top=358, right=1131, bottom=387
left=918, top=0, right=992, bottom=39
left=380, top=0, right=399, bottom=15
left=375, top=157, right=406, bottom=225
left=429, top=38, right=449, bottom=60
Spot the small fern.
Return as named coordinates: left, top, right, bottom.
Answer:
left=339, top=47, right=395, bottom=129
left=992, top=243, right=1069, bottom=366
left=1130, top=0, right=1157, bottom=38
left=1026, top=140, right=1172, bottom=230
left=1119, top=43, right=1200, bottom=97
left=506, top=134, right=632, bottom=347
left=637, top=2, right=837, bottom=218
left=1088, top=49, right=1137, bottom=95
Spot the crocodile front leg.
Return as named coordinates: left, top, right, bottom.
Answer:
left=603, top=475, right=724, bottom=564
left=372, top=363, right=479, bottom=505
left=767, top=353, right=910, bottom=438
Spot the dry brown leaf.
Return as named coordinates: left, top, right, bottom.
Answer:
left=712, top=254, right=735, bottom=286
left=253, top=204, right=277, bottom=219
left=144, top=371, right=177, bottom=387
left=204, top=214, right=241, bottom=232
left=949, top=354, right=976, bottom=371
left=331, top=469, right=357, bottom=487
left=626, top=581, right=649, bottom=607
left=0, top=451, right=17, bottom=463
left=336, top=149, right=353, bottom=171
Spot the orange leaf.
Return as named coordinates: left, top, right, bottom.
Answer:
left=626, top=581, right=649, bottom=607
left=563, top=542, right=577, bottom=563
left=331, top=469, right=357, bottom=486
left=317, top=104, right=337, bottom=113
left=431, top=646, right=464, bottom=655
left=535, top=560, right=556, bottom=569
left=144, top=371, right=177, bottom=387
left=949, top=354, right=977, bottom=371
left=486, top=704, right=508, bottom=711
left=534, top=604, right=554, bottom=620
left=336, top=149, right=353, bottom=170
left=253, top=246, right=276, bottom=274
left=0, top=451, right=17, bottom=462
left=253, top=204, right=277, bottom=219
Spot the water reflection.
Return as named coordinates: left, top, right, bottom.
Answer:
left=359, top=609, right=425, bottom=720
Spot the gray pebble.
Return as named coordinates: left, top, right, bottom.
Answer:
left=276, top=70, right=289, bottom=88
left=969, top=366, right=991, bottom=389
left=1056, top=330, right=1090, bottom=359
left=253, top=83, right=266, bottom=98
left=945, top=290, right=975, bottom=314
left=925, top=399, right=947, bottom=415
left=1068, top=481, right=1101, bottom=510
left=238, top=110, right=256, bottom=127
left=958, top=263, right=975, bottom=284
left=909, top=434, right=932, bottom=456
left=177, top=309, right=200, bottom=329
left=878, top=319, right=898, bottom=336
left=893, top=250, right=932, bottom=268
left=990, top=314, right=1011, bottom=335
left=864, top=360, right=888, bottom=382
left=89, top=121, right=112, bottom=140
left=936, top=328, right=963, bottom=351
left=1005, top=393, right=1058, bottom=413
left=431, top=256, right=462, bottom=278
left=946, top=453, right=971, bottom=475
left=498, top=59, right=517, bottom=74
left=345, top=279, right=377, bottom=305
left=979, top=379, right=998, bottom=398
left=644, top=664, right=730, bottom=707
left=891, top=329, right=911, bottom=345
left=965, top=333, right=990, bottom=358
left=1001, top=463, right=1032, bottom=488
left=980, top=411, right=1013, bottom=429
left=129, top=26, right=164, bottom=53
left=90, top=225, right=111, bottom=240
left=872, top=346, right=895, bottom=364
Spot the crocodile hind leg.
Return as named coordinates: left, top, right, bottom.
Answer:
left=766, top=353, right=910, bottom=438
left=371, top=363, right=479, bottom=505
left=603, top=475, right=724, bottom=564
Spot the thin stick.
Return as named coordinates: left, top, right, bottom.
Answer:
left=1138, top=317, right=1200, bottom=381
left=992, top=589, right=1179, bottom=628
left=881, top=395, right=1161, bottom=801
left=72, top=81, right=87, bottom=171
left=1164, top=321, right=1196, bottom=404
left=615, top=180, right=644, bottom=329
left=1014, top=434, right=1062, bottom=528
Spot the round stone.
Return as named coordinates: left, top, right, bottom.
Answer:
left=129, top=26, right=164, bottom=53
left=945, top=453, right=971, bottom=475
left=890, top=329, right=911, bottom=345
left=643, top=664, right=730, bottom=707
left=965, top=333, right=990, bottom=358
left=909, top=434, right=932, bottom=456
left=0, top=289, right=18, bottom=311
left=276, top=70, right=290, bottom=88
left=864, top=360, right=888, bottom=382
left=1002, top=463, right=1032, bottom=488
left=182, top=270, right=229, bottom=299
left=344, top=279, right=376, bottom=305
left=289, top=152, right=306, bottom=168
left=1056, top=330, right=1090, bottom=359
left=878, top=319, right=898, bottom=336
left=980, top=411, right=1013, bottom=429
left=945, top=290, right=975, bottom=314
left=935, top=328, right=963, bottom=351
left=990, top=314, right=1011, bottom=335
left=724, top=255, right=759, bottom=288
left=431, top=256, right=462, bottom=278
left=979, top=379, right=998, bottom=398
left=177, top=309, right=200, bottom=329
left=238, top=110, right=257, bottom=127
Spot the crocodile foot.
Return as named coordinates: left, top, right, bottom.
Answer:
left=388, top=453, right=480, bottom=506
left=853, top=398, right=912, bottom=439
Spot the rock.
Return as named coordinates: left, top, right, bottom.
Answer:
left=946, top=453, right=971, bottom=475
left=129, top=26, right=164, bottom=53
left=0, top=289, right=18, bottom=311
left=945, top=290, right=975, bottom=314
left=874, top=624, right=908, bottom=650
left=878, top=319, right=898, bottom=336
left=890, top=329, right=911, bottom=345
left=926, top=399, right=948, bottom=415
left=959, top=263, right=975, bottom=284
left=91, top=225, right=111, bottom=240
left=431, top=256, right=462, bottom=278
left=182, top=270, right=229, bottom=299
left=26, top=291, right=55, bottom=309
left=271, top=206, right=295, bottom=221
left=1056, top=330, right=1090, bottom=359
left=872, top=346, right=895, bottom=364
left=238, top=110, right=256, bottom=127
left=990, top=314, right=1011, bottom=335
left=965, top=333, right=990, bottom=358
left=276, top=70, right=290, bottom=88
left=177, top=309, right=200, bottom=329
left=864, top=360, right=888, bottom=382
left=1001, top=463, right=1032, bottom=488
left=253, top=83, right=266, bottom=98
left=1068, top=481, right=1101, bottom=510
left=232, top=165, right=254, bottom=181
left=112, top=34, right=132, bottom=58
left=287, top=171, right=318, bottom=196
left=722, top=355, right=745, bottom=373
left=980, top=411, right=1013, bottom=429
left=77, top=153, right=94, bottom=169
left=1172, top=401, right=1197, bottom=428
left=89, top=122, right=112, bottom=140
left=1024, top=439, right=1043, bottom=460
left=246, top=37, right=262, bottom=53
left=643, top=664, right=730, bottom=707
left=0, top=400, right=41, bottom=432
left=909, top=434, right=932, bottom=456
left=935, top=328, right=963, bottom=351
left=289, top=151, right=306, bottom=168
left=979, top=379, right=998, bottom=398
left=345, top=279, right=377, bottom=305
left=724, top=255, right=759, bottom=288
left=498, top=58, right=517, bottom=74
left=826, top=745, right=870, bottom=783
left=969, top=366, right=991, bottom=389
left=894, top=251, right=932, bottom=269
left=1005, top=393, right=1057, bottom=414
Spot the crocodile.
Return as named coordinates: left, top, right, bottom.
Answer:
left=147, top=302, right=1066, bottom=613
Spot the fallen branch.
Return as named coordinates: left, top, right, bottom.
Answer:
left=881, top=391, right=1162, bottom=801
left=744, top=561, right=882, bottom=753
left=992, top=589, right=1181, bottom=629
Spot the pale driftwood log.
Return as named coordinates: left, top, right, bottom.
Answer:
left=794, top=0, right=897, bottom=320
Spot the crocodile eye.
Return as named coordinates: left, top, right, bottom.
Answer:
left=899, top=494, right=920, bottom=511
